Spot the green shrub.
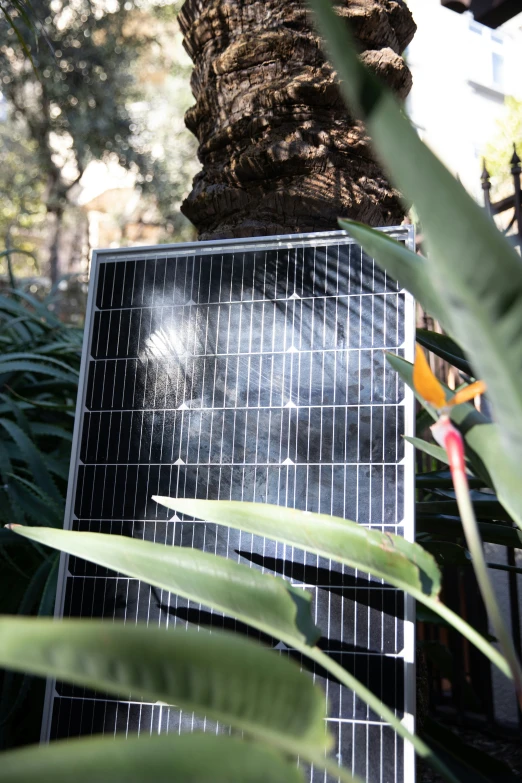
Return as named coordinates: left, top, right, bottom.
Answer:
left=0, top=285, right=81, bottom=747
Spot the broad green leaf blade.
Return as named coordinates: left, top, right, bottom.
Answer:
left=152, top=498, right=509, bottom=682
left=415, top=330, right=473, bottom=377
left=0, top=557, right=57, bottom=729
left=307, top=0, right=522, bottom=494
left=0, top=418, right=61, bottom=505
left=405, top=436, right=449, bottom=466
left=0, top=731, right=306, bottom=783
left=0, top=353, right=80, bottom=375
left=0, top=527, right=27, bottom=547
left=0, top=618, right=329, bottom=758
left=416, top=406, right=434, bottom=435
left=153, top=497, right=440, bottom=598
left=8, top=525, right=320, bottom=648
left=387, top=353, right=522, bottom=529
left=0, top=361, right=77, bottom=383
left=338, top=220, right=447, bottom=327
left=4, top=476, right=62, bottom=527
left=4, top=529, right=463, bottom=782
left=30, top=423, right=73, bottom=442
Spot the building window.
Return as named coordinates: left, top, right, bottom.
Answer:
left=468, top=18, right=505, bottom=92
left=492, top=51, right=504, bottom=88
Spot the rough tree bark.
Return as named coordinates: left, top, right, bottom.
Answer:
left=178, top=0, right=416, bottom=240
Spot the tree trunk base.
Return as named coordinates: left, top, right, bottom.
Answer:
left=178, top=0, right=416, bottom=240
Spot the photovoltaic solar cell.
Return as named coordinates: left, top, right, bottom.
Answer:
left=42, top=229, right=416, bottom=783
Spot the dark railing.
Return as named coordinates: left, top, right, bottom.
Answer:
left=481, top=145, right=522, bottom=250
left=417, top=442, right=522, bottom=735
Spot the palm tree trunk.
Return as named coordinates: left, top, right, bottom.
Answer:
left=178, top=0, right=416, bottom=240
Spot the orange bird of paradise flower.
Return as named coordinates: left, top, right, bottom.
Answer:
left=412, top=344, right=486, bottom=484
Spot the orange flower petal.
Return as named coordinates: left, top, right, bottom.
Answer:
left=413, top=345, right=447, bottom=409
left=449, top=380, right=487, bottom=407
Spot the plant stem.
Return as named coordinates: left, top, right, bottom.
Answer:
left=434, top=415, right=522, bottom=709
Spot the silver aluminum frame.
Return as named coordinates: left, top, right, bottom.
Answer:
left=40, top=227, right=416, bottom=781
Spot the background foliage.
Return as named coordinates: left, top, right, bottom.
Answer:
left=484, top=96, right=522, bottom=194
left=0, top=0, right=198, bottom=281
left=0, top=280, right=81, bottom=749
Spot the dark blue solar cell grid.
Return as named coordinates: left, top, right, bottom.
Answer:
left=44, top=232, right=414, bottom=783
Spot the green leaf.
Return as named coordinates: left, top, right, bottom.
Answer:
left=8, top=525, right=320, bottom=648
left=0, top=419, right=61, bottom=506
left=0, top=361, right=77, bottom=384
left=405, top=436, right=449, bottom=466
left=416, top=603, right=452, bottom=628
left=338, top=221, right=448, bottom=327
left=154, top=498, right=440, bottom=598
left=42, top=454, right=70, bottom=481
left=417, top=515, right=522, bottom=549
left=2, top=291, right=62, bottom=328
left=388, top=353, right=522, bottom=529
left=29, top=423, right=73, bottom=442
left=416, top=406, right=434, bottom=435
left=34, top=340, right=82, bottom=356
left=0, top=733, right=306, bottom=783
left=0, top=618, right=330, bottom=763
left=416, top=471, right=485, bottom=490
left=37, top=553, right=59, bottom=617
left=150, top=499, right=508, bottom=682
left=0, top=439, right=14, bottom=482
left=2, top=388, right=76, bottom=411
left=0, top=528, right=27, bottom=547
left=307, top=0, right=522, bottom=514
left=0, top=557, right=57, bottom=730
left=5, top=476, right=62, bottom=527
left=5, top=525, right=456, bottom=782
left=0, top=353, right=80, bottom=376
left=416, top=330, right=473, bottom=377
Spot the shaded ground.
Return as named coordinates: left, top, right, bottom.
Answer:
left=418, top=724, right=522, bottom=781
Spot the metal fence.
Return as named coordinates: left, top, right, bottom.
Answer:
left=481, top=145, right=522, bottom=251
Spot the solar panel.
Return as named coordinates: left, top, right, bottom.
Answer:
left=41, top=228, right=415, bottom=783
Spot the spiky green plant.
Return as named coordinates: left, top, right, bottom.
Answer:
left=0, top=284, right=81, bottom=748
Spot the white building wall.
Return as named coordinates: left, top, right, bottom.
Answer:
left=405, top=0, right=522, bottom=199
